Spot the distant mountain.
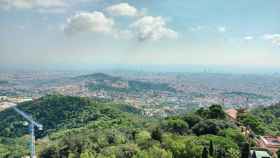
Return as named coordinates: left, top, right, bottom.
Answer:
left=74, top=73, right=176, bottom=93
left=223, top=91, right=271, bottom=99
left=73, top=73, right=121, bottom=81
left=0, top=80, right=9, bottom=85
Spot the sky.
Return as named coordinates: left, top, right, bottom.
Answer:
left=0, top=0, right=280, bottom=71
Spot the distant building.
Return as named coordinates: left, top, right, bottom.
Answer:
left=257, top=136, right=280, bottom=154
left=225, top=108, right=238, bottom=121
left=111, top=81, right=128, bottom=89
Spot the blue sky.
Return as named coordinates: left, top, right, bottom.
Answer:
left=0, top=0, right=280, bottom=70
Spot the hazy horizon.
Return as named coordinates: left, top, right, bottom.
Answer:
left=1, top=0, right=280, bottom=68
left=1, top=63, right=280, bottom=75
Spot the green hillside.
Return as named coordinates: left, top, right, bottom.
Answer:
left=223, top=91, right=271, bottom=100
left=0, top=96, right=247, bottom=158
left=73, top=73, right=176, bottom=93
left=0, top=95, right=142, bottom=138
left=238, top=103, right=280, bottom=136
left=79, top=73, right=176, bottom=93
left=73, top=73, right=121, bottom=81
left=87, top=80, right=176, bottom=93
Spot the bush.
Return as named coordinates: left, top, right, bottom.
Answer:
left=183, top=114, right=202, bottom=128
left=135, top=131, right=151, bottom=145
left=192, top=120, right=220, bottom=135
left=163, top=118, right=189, bottom=134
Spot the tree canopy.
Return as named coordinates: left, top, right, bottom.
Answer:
left=0, top=96, right=248, bottom=158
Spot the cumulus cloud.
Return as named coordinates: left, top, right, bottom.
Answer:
left=105, top=3, right=138, bottom=17
left=0, top=0, right=30, bottom=9
left=0, top=0, right=100, bottom=12
left=64, top=11, right=114, bottom=35
left=62, top=4, right=178, bottom=42
left=263, top=34, right=280, bottom=46
left=130, top=16, right=178, bottom=41
left=0, top=0, right=66, bottom=9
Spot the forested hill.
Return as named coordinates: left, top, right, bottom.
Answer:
left=0, top=95, right=248, bottom=158
left=238, top=103, right=280, bottom=136
left=76, top=73, right=177, bottom=93
left=37, top=104, right=244, bottom=158
left=73, top=73, right=121, bottom=81
left=0, top=95, right=142, bottom=138
left=0, top=80, right=9, bottom=85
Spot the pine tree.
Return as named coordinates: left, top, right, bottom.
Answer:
left=202, top=147, right=208, bottom=158
left=209, top=140, right=214, bottom=156
left=151, top=127, right=163, bottom=142
left=241, top=142, right=250, bottom=158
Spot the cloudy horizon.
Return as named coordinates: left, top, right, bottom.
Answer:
left=1, top=0, right=280, bottom=69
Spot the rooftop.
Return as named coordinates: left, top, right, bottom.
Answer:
left=261, top=136, right=280, bottom=146
left=225, top=108, right=238, bottom=120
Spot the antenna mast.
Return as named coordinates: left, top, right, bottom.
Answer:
left=12, top=106, right=43, bottom=158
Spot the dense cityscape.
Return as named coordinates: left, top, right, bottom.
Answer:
left=1, top=71, right=280, bottom=116
left=1, top=0, right=280, bottom=157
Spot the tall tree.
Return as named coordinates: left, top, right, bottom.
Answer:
left=202, top=147, right=208, bottom=158
left=241, top=142, right=250, bottom=158
left=208, top=104, right=226, bottom=119
left=209, top=140, right=214, bottom=156
left=151, top=127, right=163, bottom=142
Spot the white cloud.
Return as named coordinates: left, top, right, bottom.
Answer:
left=36, top=0, right=65, bottom=8
left=0, top=0, right=31, bottom=9
left=218, top=26, right=227, bottom=33
left=0, top=0, right=100, bottom=12
left=244, top=36, right=254, bottom=40
left=62, top=5, right=177, bottom=41
left=11, top=0, right=34, bottom=9
left=64, top=11, right=114, bottom=35
left=105, top=3, right=138, bottom=17
left=263, top=34, right=280, bottom=46
left=130, top=16, right=178, bottom=41
left=0, top=0, right=66, bottom=9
